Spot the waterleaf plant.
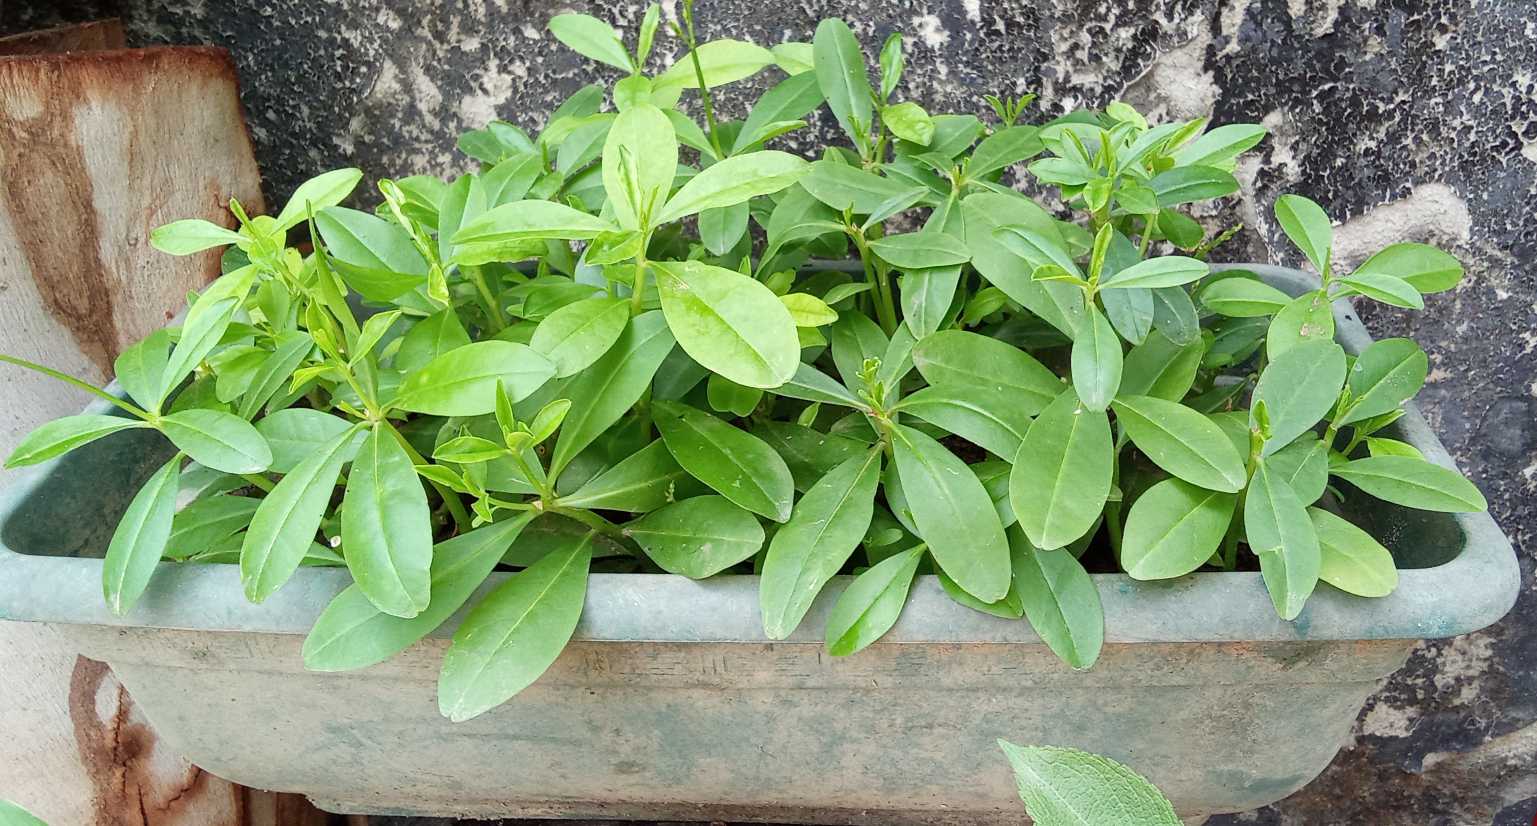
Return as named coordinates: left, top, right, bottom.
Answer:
left=2, top=8, right=1483, bottom=721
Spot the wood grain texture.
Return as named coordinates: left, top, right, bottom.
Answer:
left=0, top=19, right=125, bottom=56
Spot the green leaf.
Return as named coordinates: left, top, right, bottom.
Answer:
left=602, top=104, right=678, bottom=230
left=255, top=408, right=360, bottom=473
left=1265, top=289, right=1335, bottom=359
left=1330, top=456, right=1487, bottom=512
left=1367, top=436, right=1423, bottom=459
left=901, top=265, right=962, bottom=339
left=1251, top=339, right=1345, bottom=456
left=1245, top=461, right=1321, bottom=620
left=798, top=160, right=915, bottom=214
left=813, top=19, right=874, bottom=148
left=1150, top=285, right=1200, bottom=345
left=549, top=311, right=675, bottom=478
left=699, top=202, right=750, bottom=256
left=734, top=72, right=824, bottom=154
left=238, top=331, right=312, bottom=419
left=114, top=329, right=172, bottom=410
left=653, top=400, right=794, bottom=521
left=625, top=496, right=765, bottom=578
left=969, top=126, right=1043, bottom=177
left=760, top=448, right=881, bottom=638
left=657, top=151, right=808, bottom=223
left=529, top=296, right=630, bottom=378
left=452, top=200, right=615, bottom=247
left=912, top=330, right=1061, bottom=416
left=557, top=440, right=688, bottom=512
left=1310, top=508, right=1398, bottom=597
left=341, top=424, right=433, bottom=618
left=274, top=168, right=364, bottom=231
left=894, top=384, right=1032, bottom=459
left=548, top=13, right=633, bottom=71
left=653, top=260, right=799, bottom=389
left=1199, top=276, right=1292, bottom=317
left=315, top=206, right=428, bottom=301
left=396, top=308, right=471, bottom=372
left=780, top=293, right=839, bottom=327
left=754, top=421, right=870, bottom=491
left=1111, top=395, right=1246, bottom=492
left=1267, top=435, right=1329, bottom=503
left=654, top=38, right=774, bottom=92
left=1119, top=329, right=1203, bottom=401
left=892, top=424, right=1010, bottom=602
left=158, top=409, right=273, bottom=474
left=824, top=544, right=923, bottom=655
left=158, top=267, right=255, bottom=404
left=999, top=741, right=1181, bottom=826
left=1275, top=194, right=1333, bottom=273
left=868, top=231, right=970, bottom=270
left=102, top=454, right=181, bottom=615
left=437, top=529, right=592, bottom=722
left=964, top=195, right=1085, bottom=337
left=1120, top=478, right=1236, bottom=579
left=1342, top=338, right=1428, bottom=424
left=1338, top=272, right=1423, bottom=309
left=1012, top=530, right=1103, bottom=669
left=937, top=540, right=1024, bottom=619
left=1149, top=165, right=1239, bottom=206
left=240, top=425, right=360, bottom=603
left=165, top=493, right=259, bottom=559
left=303, top=515, right=535, bottom=671
left=1172, top=123, right=1268, bottom=167
left=772, top=42, right=814, bottom=74
left=1070, top=305, right=1122, bottom=412
left=5, top=414, right=149, bottom=468
left=774, top=363, right=865, bottom=409
left=1352, top=242, right=1463, bottom=293
left=391, top=341, right=555, bottom=416
left=882, top=101, right=934, bottom=145
left=1099, top=256, right=1209, bottom=290
left=149, top=218, right=244, bottom=255
left=1011, top=388, right=1113, bottom=551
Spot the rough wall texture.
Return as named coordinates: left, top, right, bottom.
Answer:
left=3, top=0, right=1534, bottom=823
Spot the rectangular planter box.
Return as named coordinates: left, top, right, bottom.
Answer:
left=0, top=265, right=1518, bottom=824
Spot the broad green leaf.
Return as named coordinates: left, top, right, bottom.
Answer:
left=760, top=448, right=881, bottom=638
left=1070, top=305, right=1122, bottom=411
left=754, top=421, right=870, bottom=491
left=1245, top=461, right=1321, bottom=620
left=657, top=151, right=808, bottom=223
left=1149, top=165, right=1239, bottom=205
left=894, top=384, right=1032, bottom=459
left=1367, top=436, right=1423, bottom=459
left=1099, top=256, right=1208, bottom=290
left=342, top=424, right=433, bottom=618
left=969, top=126, right=1044, bottom=177
left=1267, top=435, right=1329, bottom=503
left=912, top=329, right=1061, bottom=416
left=452, top=200, right=615, bottom=246
left=654, top=38, right=774, bottom=92
left=391, top=341, right=555, bottom=416
left=1120, top=478, right=1236, bottom=579
left=530, top=296, right=630, bottom=377
left=824, top=544, right=923, bottom=655
left=102, top=454, right=181, bottom=615
left=1330, top=456, right=1487, bottom=512
left=557, top=440, right=687, bottom=512
left=882, top=101, right=934, bottom=145
left=255, top=408, right=360, bottom=473
left=240, top=425, right=360, bottom=603
left=699, top=202, right=750, bottom=256
left=1119, top=329, right=1203, bottom=401
left=1353, top=242, right=1463, bottom=293
left=937, top=533, right=1025, bottom=617
left=654, top=400, right=794, bottom=521
left=798, top=160, right=915, bottom=214
left=1011, top=388, right=1113, bottom=550
left=396, top=308, right=471, bottom=372
left=236, top=331, right=312, bottom=419
left=868, top=231, right=970, bottom=270
left=0, top=800, right=49, bottom=826
left=149, top=218, right=244, bottom=255
left=1172, top=123, right=1268, bottom=167
left=999, top=741, right=1181, bottom=826
left=165, top=494, right=259, bottom=559
left=1275, top=194, right=1333, bottom=273
left=962, top=193, right=1084, bottom=336
left=1338, top=272, right=1423, bottom=309
left=303, top=515, right=535, bottom=671
left=706, top=373, right=762, bottom=416
left=901, top=265, right=961, bottom=338
left=437, top=530, right=592, bottom=722
left=5, top=414, right=148, bottom=468
left=813, top=19, right=873, bottom=148
left=114, top=329, right=172, bottom=410
left=892, top=424, right=1010, bottom=602
left=549, top=311, right=675, bottom=477
left=1311, top=507, right=1398, bottom=597
left=1111, top=395, right=1246, bottom=492
left=158, top=409, right=272, bottom=474
left=1199, top=276, right=1292, bottom=317
left=625, top=496, right=764, bottom=578
left=1012, top=530, right=1103, bottom=669
left=1251, top=339, right=1345, bottom=455
left=275, top=168, right=364, bottom=230
left=828, top=311, right=888, bottom=388
left=158, top=267, right=256, bottom=404
left=1150, top=285, right=1200, bottom=345
left=780, top=293, right=839, bottom=327
left=653, top=260, right=799, bottom=388
left=776, top=362, right=866, bottom=408
left=733, top=72, right=825, bottom=154
left=1265, top=289, right=1335, bottom=359
left=602, top=104, right=678, bottom=230
left=548, top=13, right=633, bottom=71
left=315, top=206, right=428, bottom=301
left=772, top=42, right=814, bottom=74
left=1341, top=338, right=1427, bottom=424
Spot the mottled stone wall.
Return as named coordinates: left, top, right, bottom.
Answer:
left=4, top=0, right=1535, bottom=823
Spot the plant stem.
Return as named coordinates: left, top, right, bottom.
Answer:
left=0, top=354, right=153, bottom=420
left=852, top=235, right=898, bottom=335
left=1138, top=211, right=1160, bottom=259
left=464, top=265, right=506, bottom=332
left=680, top=0, right=727, bottom=160
left=631, top=254, right=649, bottom=316
left=553, top=505, right=629, bottom=543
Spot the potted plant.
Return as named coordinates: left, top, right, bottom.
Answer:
left=0, top=6, right=1517, bottom=822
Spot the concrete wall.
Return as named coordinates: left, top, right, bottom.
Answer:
left=3, top=1, right=1534, bottom=823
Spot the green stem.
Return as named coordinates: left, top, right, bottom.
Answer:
left=386, top=422, right=472, bottom=532
left=680, top=1, right=727, bottom=160
left=631, top=254, right=649, bottom=316
left=553, top=505, right=629, bottom=543
left=1138, top=211, right=1160, bottom=259
left=0, top=354, right=153, bottom=420
left=465, top=265, right=506, bottom=332
left=853, top=235, right=898, bottom=335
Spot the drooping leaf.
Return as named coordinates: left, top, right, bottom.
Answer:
left=1120, top=478, right=1236, bottom=579
left=999, top=741, right=1181, bottom=826
left=240, top=425, right=361, bottom=603
left=342, top=424, right=434, bottom=618
left=824, top=544, right=923, bottom=655
left=1012, top=529, right=1104, bottom=669
left=1310, top=507, right=1398, bottom=597
left=1011, top=389, right=1113, bottom=551
left=1245, top=460, right=1321, bottom=620
left=625, top=496, right=765, bottom=578
left=5, top=414, right=149, bottom=469
left=1329, top=456, right=1487, bottom=512
left=891, top=424, right=1010, bottom=602
left=102, top=454, right=182, bottom=615
left=653, top=400, right=794, bottom=522
left=653, top=260, right=799, bottom=388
